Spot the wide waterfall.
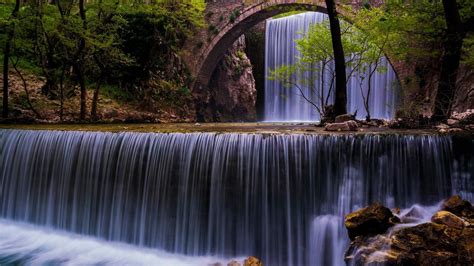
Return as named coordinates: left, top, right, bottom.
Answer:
left=1, top=129, right=472, bottom=265
left=264, top=12, right=400, bottom=122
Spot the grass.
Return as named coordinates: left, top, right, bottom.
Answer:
left=100, top=83, right=135, bottom=103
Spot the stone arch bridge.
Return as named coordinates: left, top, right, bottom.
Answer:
left=185, top=0, right=391, bottom=92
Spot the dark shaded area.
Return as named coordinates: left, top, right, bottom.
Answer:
left=245, top=24, right=266, bottom=121
left=433, top=0, right=465, bottom=121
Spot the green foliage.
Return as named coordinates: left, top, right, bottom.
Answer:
left=208, top=24, right=218, bottom=35
left=236, top=50, right=246, bottom=61
left=229, top=8, right=240, bottom=23
left=0, top=0, right=206, bottom=114
left=350, top=1, right=446, bottom=61
left=101, top=83, right=134, bottom=102
left=269, top=16, right=387, bottom=118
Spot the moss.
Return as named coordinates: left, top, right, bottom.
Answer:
left=229, top=9, right=241, bottom=23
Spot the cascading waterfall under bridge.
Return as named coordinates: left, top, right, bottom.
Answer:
left=264, top=12, right=400, bottom=122
left=1, top=129, right=473, bottom=265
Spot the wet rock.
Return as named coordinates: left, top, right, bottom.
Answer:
left=335, top=114, right=355, bottom=123
left=392, top=222, right=461, bottom=251
left=344, top=203, right=400, bottom=240
left=447, top=127, right=465, bottom=133
left=447, top=119, right=458, bottom=126
left=325, top=120, right=358, bottom=132
left=344, top=234, right=395, bottom=265
left=435, top=123, right=450, bottom=130
left=432, top=210, right=468, bottom=229
left=389, top=114, right=431, bottom=129
left=391, top=208, right=401, bottom=215
left=399, top=205, right=426, bottom=223
left=442, top=195, right=474, bottom=221
left=243, top=256, right=262, bottom=266
left=451, top=109, right=474, bottom=125
left=345, top=196, right=474, bottom=266
left=227, top=261, right=240, bottom=266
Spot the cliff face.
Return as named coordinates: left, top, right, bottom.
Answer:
left=197, top=36, right=257, bottom=122
left=452, top=66, right=474, bottom=112
left=245, top=22, right=266, bottom=121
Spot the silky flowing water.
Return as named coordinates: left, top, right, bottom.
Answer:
left=1, top=129, right=472, bottom=265
left=264, top=12, right=400, bottom=122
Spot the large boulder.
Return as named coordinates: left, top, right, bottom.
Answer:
left=345, top=196, right=474, bottom=266
left=432, top=210, right=469, bottom=229
left=344, top=203, right=400, bottom=240
left=442, top=195, right=474, bottom=221
left=391, top=222, right=473, bottom=265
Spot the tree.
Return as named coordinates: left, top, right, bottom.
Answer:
left=76, top=0, right=87, bottom=120
left=87, top=0, right=132, bottom=120
left=355, top=42, right=387, bottom=121
left=1, top=0, right=206, bottom=121
left=432, top=0, right=465, bottom=121
left=2, top=0, right=20, bottom=118
left=350, top=9, right=392, bottom=121
left=269, top=21, right=336, bottom=119
left=352, top=1, right=474, bottom=121
left=325, top=0, right=347, bottom=116
left=269, top=19, right=387, bottom=122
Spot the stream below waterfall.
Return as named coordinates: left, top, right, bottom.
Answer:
left=1, top=129, right=473, bottom=265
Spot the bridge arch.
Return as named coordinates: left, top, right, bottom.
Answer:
left=193, top=1, right=337, bottom=91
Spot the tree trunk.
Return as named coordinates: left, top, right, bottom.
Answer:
left=433, top=0, right=464, bottom=121
left=59, top=67, right=66, bottom=121
left=325, top=0, right=347, bottom=116
left=77, top=0, right=87, bottom=120
left=91, top=76, right=103, bottom=120
left=11, top=58, right=42, bottom=119
left=2, top=0, right=20, bottom=118
left=76, top=64, right=87, bottom=120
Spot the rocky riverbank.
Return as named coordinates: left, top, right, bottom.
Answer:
left=344, top=196, right=474, bottom=265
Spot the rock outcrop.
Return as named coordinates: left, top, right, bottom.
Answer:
left=198, top=36, right=257, bottom=122
left=436, top=109, right=474, bottom=133
left=442, top=195, right=474, bottom=222
left=345, top=203, right=400, bottom=240
left=344, top=196, right=474, bottom=265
